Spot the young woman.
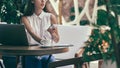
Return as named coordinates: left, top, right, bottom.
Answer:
left=21, top=0, right=59, bottom=68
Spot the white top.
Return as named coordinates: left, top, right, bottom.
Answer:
left=25, top=11, right=52, bottom=45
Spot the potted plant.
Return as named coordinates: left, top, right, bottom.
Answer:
left=83, top=0, right=120, bottom=68
left=0, top=0, right=30, bottom=24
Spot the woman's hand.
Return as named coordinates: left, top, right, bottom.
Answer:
left=47, top=25, right=59, bottom=43
left=47, top=25, right=56, bottom=34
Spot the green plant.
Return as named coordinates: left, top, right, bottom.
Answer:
left=0, top=0, right=29, bottom=24
left=83, top=0, right=120, bottom=66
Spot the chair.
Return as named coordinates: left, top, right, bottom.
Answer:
left=75, top=48, right=88, bottom=68
left=49, top=25, right=102, bottom=68
left=49, top=53, right=102, bottom=68
left=53, top=25, right=92, bottom=68
left=48, top=57, right=84, bottom=68
left=0, top=55, right=5, bottom=68
left=0, top=59, right=5, bottom=68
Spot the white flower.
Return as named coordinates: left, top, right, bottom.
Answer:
left=100, top=25, right=111, bottom=31
left=16, top=10, right=23, bottom=17
left=99, top=25, right=111, bottom=33
left=1, top=5, right=6, bottom=13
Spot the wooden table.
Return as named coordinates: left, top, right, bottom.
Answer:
left=0, top=45, right=69, bottom=68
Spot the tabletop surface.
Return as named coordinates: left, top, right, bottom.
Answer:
left=0, top=45, right=69, bottom=56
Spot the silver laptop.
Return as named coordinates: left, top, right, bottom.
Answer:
left=0, top=24, right=31, bottom=46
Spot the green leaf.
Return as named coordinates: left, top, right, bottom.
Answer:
left=98, top=0, right=105, bottom=6
left=97, top=9, right=108, bottom=25
left=110, top=0, right=120, bottom=5
left=111, top=6, right=120, bottom=15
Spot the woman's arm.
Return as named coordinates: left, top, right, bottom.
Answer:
left=21, top=16, right=42, bottom=43
left=48, top=14, right=59, bottom=43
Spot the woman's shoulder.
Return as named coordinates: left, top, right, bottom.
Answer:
left=43, top=11, right=52, bottom=17
left=21, top=16, right=27, bottom=21
left=43, top=12, right=56, bottom=19
left=22, top=14, right=36, bottom=22
left=50, top=13, right=57, bottom=23
left=21, top=15, right=34, bottom=23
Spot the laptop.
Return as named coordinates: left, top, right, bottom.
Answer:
left=0, top=24, right=30, bottom=46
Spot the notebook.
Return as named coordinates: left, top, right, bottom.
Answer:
left=0, top=24, right=32, bottom=46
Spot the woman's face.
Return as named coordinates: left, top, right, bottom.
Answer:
left=33, top=0, right=48, bottom=10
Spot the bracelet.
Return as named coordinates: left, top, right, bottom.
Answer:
left=39, top=39, right=49, bottom=45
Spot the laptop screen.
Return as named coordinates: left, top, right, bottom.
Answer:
left=0, top=24, right=29, bottom=46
